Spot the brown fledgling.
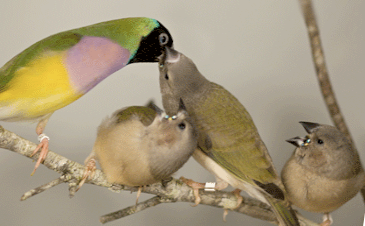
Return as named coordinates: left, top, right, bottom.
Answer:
left=282, top=121, right=365, bottom=226
left=79, top=100, right=197, bottom=203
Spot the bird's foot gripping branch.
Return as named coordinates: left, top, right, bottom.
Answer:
left=0, top=125, right=321, bottom=225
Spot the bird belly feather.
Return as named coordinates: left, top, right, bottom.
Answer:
left=95, top=119, right=156, bottom=186
left=282, top=157, right=364, bottom=213
left=0, top=51, right=82, bottom=121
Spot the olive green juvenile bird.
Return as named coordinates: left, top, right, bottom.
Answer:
left=158, top=47, right=299, bottom=226
left=282, top=122, right=365, bottom=226
left=79, top=100, right=197, bottom=202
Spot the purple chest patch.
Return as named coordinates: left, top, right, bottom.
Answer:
left=65, top=36, right=130, bottom=93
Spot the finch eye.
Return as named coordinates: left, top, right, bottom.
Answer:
left=178, top=123, right=186, bottom=130
left=317, top=139, right=324, bottom=144
left=159, top=33, right=169, bottom=45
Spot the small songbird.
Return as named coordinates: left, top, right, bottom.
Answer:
left=79, top=100, right=197, bottom=202
left=282, top=122, right=365, bottom=226
left=0, top=17, right=173, bottom=174
left=158, top=47, right=300, bottom=226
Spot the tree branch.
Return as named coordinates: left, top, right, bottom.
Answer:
left=298, top=0, right=365, bottom=202
left=0, top=125, right=318, bottom=225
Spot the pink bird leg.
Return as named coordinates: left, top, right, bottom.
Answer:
left=30, top=113, right=52, bottom=175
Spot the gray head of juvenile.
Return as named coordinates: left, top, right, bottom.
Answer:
left=158, top=46, right=209, bottom=115
left=286, top=121, right=363, bottom=180
left=147, top=99, right=197, bottom=180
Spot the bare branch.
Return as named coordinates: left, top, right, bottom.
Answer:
left=298, top=0, right=365, bottom=202
left=0, top=125, right=319, bottom=225
left=21, top=176, right=66, bottom=201
left=100, top=196, right=165, bottom=224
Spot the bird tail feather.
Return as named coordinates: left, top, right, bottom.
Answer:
left=265, top=196, right=300, bottom=226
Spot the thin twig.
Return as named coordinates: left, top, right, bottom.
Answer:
left=100, top=196, right=165, bottom=224
left=21, top=176, right=66, bottom=201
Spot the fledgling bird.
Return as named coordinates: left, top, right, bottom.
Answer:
left=282, top=122, right=365, bottom=226
left=158, top=47, right=300, bottom=226
left=79, top=100, right=197, bottom=202
left=0, top=17, right=173, bottom=174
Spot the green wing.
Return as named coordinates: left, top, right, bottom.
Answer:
left=193, top=83, right=277, bottom=184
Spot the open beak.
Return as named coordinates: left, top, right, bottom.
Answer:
left=286, top=136, right=306, bottom=147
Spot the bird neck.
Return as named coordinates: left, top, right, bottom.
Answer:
left=163, top=77, right=210, bottom=116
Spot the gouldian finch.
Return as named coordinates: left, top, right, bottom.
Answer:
left=0, top=17, right=173, bottom=175
left=158, top=47, right=299, bottom=226
left=79, top=99, right=197, bottom=203
left=282, top=122, right=365, bottom=226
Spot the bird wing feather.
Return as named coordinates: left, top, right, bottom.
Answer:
left=193, top=83, right=277, bottom=184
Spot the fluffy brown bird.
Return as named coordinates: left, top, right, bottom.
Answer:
left=282, top=121, right=365, bottom=226
left=79, top=100, right=197, bottom=203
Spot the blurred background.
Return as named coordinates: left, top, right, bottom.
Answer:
left=1, top=1, right=364, bottom=225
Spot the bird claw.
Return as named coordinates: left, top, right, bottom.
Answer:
left=223, top=209, right=229, bottom=222
left=191, top=187, right=201, bottom=207
left=320, top=213, right=333, bottom=226
left=135, top=186, right=143, bottom=205
left=77, top=158, right=96, bottom=191
left=320, top=220, right=332, bottom=226
left=30, top=135, right=50, bottom=175
left=222, top=189, right=243, bottom=221
left=232, top=189, right=243, bottom=209
left=180, top=176, right=205, bottom=206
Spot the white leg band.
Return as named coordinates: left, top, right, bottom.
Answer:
left=204, top=182, right=216, bottom=191
left=38, top=133, right=50, bottom=142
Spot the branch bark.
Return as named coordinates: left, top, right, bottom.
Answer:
left=0, top=125, right=318, bottom=225
left=298, top=0, right=365, bottom=202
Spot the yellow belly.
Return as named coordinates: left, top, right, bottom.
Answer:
left=0, top=51, right=83, bottom=121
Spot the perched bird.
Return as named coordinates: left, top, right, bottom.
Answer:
left=158, top=47, right=300, bottom=226
left=282, top=122, right=365, bottom=226
left=79, top=100, right=197, bottom=202
left=0, top=17, right=173, bottom=174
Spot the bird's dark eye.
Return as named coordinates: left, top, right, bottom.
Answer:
left=165, top=73, right=169, bottom=80
left=317, top=139, right=324, bottom=144
left=159, top=33, right=169, bottom=45
left=178, top=123, right=186, bottom=130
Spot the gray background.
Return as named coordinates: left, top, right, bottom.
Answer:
left=1, top=1, right=364, bottom=225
